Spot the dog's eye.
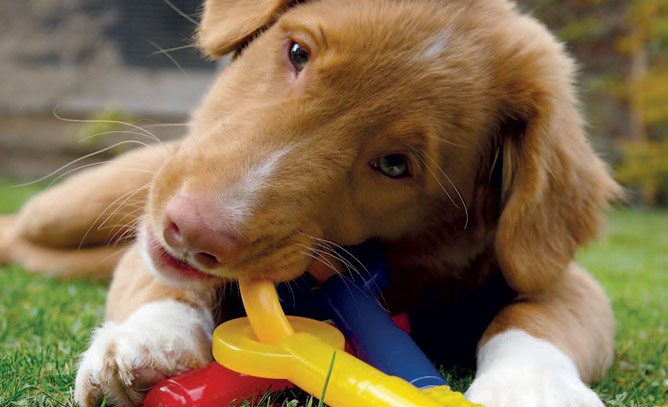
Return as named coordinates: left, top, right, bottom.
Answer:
left=371, top=155, right=410, bottom=178
left=289, top=42, right=309, bottom=72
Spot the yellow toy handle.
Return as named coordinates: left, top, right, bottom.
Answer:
left=213, top=319, right=447, bottom=407
left=239, top=279, right=294, bottom=344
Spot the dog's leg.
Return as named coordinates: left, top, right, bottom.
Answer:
left=1, top=141, right=178, bottom=279
left=0, top=217, right=125, bottom=280
left=465, top=264, right=613, bottom=407
left=74, top=244, right=217, bottom=407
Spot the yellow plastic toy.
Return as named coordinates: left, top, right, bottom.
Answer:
left=211, top=278, right=483, bottom=407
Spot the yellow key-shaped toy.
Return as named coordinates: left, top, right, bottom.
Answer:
left=212, top=279, right=482, bottom=407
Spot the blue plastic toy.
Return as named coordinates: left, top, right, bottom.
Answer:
left=277, top=241, right=450, bottom=390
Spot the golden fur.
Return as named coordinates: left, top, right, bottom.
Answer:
left=0, top=0, right=620, bottom=402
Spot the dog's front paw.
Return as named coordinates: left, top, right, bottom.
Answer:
left=465, top=329, right=604, bottom=407
left=74, top=300, right=214, bottom=407
left=465, top=367, right=603, bottom=407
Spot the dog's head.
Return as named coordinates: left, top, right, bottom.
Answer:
left=140, top=0, right=619, bottom=294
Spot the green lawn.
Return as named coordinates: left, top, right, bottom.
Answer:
left=0, top=181, right=666, bottom=406
left=576, top=209, right=668, bottom=407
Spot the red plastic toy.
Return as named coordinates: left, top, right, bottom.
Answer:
left=142, top=362, right=293, bottom=407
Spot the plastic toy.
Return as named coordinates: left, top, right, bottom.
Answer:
left=143, top=242, right=482, bottom=407
left=141, top=362, right=293, bottom=407
left=277, top=242, right=451, bottom=390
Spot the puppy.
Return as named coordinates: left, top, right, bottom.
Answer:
left=0, top=0, right=621, bottom=406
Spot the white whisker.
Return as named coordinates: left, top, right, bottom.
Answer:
left=312, top=245, right=362, bottom=278
left=296, top=231, right=391, bottom=313
left=426, top=134, right=466, bottom=148
left=97, top=245, right=132, bottom=264
left=118, top=168, right=159, bottom=176
left=52, top=108, right=174, bottom=155
left=53, top=108, right=163, bottom=142
left=45, top=161, right=110, bottom=188
left=103, top=207, right=146, bottom=244
left=162, top=0, right=199, bottom=25
left=409, top=146, right=469, bottom=229
left=78, top=129, right=165, bottom=147
left=147, top=44, right=196, bottom=57
left=296, top=244, right=339, bottom=275
left=305, top=233, right=370, bottom=276
left=147, top=40, right=190, bottom=80
left=108, top=221, right=141, bottom=247
left=298, top=249, right=360, bottom=310
left=13, top=140, right=155, bottom=188
left=97, top=184, right=150, bottom=232
left=142, top=122, right=189, bottom=128
left=79, top=182, right=150, bottom=249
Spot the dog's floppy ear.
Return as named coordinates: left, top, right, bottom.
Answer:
left=197, top=0, right=295, bottom=58
left=493, top=26, right=621, bottom=295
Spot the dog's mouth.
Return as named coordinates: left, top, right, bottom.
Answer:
left=142, top=226, right=215, bottom=282
left=140, top=225, right=339, bottom=285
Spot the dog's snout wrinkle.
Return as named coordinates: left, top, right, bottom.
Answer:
left=163, top=193, right=245, bottom=268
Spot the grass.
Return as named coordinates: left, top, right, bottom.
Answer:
left=577, top=209, right=668, bottom=407
left=0, top=181, right=666, bottom=406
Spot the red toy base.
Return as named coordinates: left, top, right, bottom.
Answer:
left=141, top=362, right=293, bottom=407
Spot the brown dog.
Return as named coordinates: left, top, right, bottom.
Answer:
left=0, top=0, right=620, bottom=406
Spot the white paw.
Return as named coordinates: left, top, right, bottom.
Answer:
left=465, top=330, right=604, bottom=407
left=74, top=300, right=214, bottom=407
left=465, top=367, right=604, bottom=407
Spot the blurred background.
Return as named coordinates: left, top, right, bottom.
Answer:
left=0, top=0, right=216, bottom=179
left=1, top=0, right=667, bottom=206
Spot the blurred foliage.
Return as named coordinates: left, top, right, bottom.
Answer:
left=72, top=107, right=139, bottom=156
left=630, top=67, right=668, bottom=125
left=617, top=138, right=668, bottom=205
left=520, top=0, right=668, bottom=205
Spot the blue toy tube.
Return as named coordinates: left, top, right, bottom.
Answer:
left=319, top=273, right=449, bottom=389
left=276, top=242, right=389, bottom=319
left=277, top=241, right=448, bottom=389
